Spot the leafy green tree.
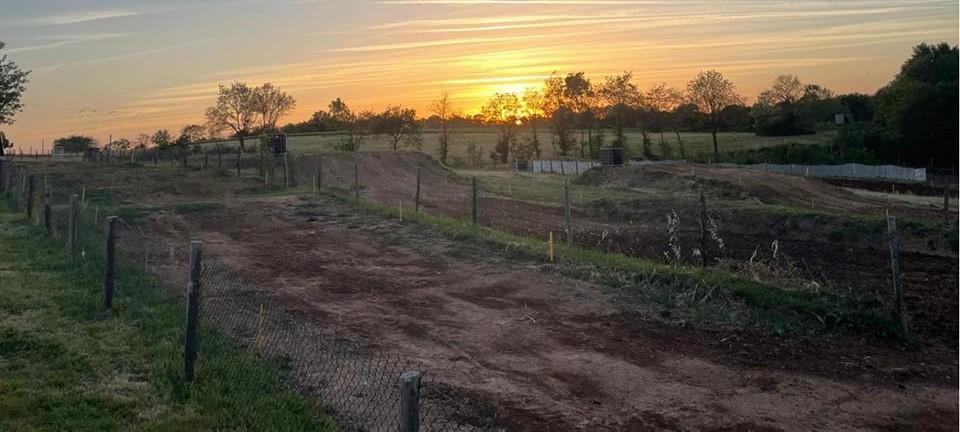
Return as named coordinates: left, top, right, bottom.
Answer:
left=152, top=129, right=173, bottom=149
left=875, top=42, right=958, bottom=166
left=251, top=83, right=296, bottom=132
left=599, top=72, right=641, bottom=148
left=431, top=92, right=455, bottom=164
left=0, top=42, right=30, bottom=156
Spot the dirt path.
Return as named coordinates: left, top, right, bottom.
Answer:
left=139, top=194, right=957, bottom=431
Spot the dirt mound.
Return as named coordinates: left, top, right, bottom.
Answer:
left=576, top=163, right=944, bottom=217
left=296, top=151, right=469, bottom=209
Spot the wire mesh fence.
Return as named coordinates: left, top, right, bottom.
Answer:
left=0, top=157, right=504, bottom=432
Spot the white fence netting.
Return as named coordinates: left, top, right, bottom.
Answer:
left=746, top=163, right=927, bottom=183
left=531, top=160, right=600, bottom=175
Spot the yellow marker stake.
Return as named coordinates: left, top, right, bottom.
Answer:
left=399, top=201, right=404, bottom=221
left=93, top=206, right=99, bottom=228
left=548, top=231, right=555, bottom=262
left=80, top=187, right=86, bottom=206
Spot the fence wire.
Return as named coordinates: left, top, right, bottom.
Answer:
left=0, top=157, right=504, bottom=432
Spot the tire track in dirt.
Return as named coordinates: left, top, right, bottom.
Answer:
left=137, top=194, right=957, bottom=431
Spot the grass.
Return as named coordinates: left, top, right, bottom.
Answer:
left=197, top=129, right=834, bottom=163
left=0, top=199, right=335, bottom=431
left=308, top=190, right=901, bottom=340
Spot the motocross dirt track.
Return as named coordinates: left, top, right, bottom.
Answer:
left=141, top=194, right=956, bottom=431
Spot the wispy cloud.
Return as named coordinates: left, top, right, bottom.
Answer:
left=29, top=9, right=141, bottom=25
left=5, top=33, right=130, bottom=54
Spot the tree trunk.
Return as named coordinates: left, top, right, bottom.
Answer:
left=239, top=135, right=246, bottom=152
left=674, top=128, right=685, bottom=159
left=711, top=115, right=719, bottom=161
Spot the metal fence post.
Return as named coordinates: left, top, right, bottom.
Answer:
left=317, top=157, right=322, bottom=192
left=104, top=216, right=118, bottom=309
left=184, top=240, right=203, bottom=381
left=886, top=217, right=907, bottom=332
left=283, top=153, right=289, bottom=188
left=415, top=168, right=421, bottom=214
left=399, top=371, right=421, bottom=432
left=944, top=186, right=950, bottom=222
left=471, top=176, right=478, bottom=225
left=67, top=194, right=79, bottom=263
left=698, top=190, right=708, bottom=268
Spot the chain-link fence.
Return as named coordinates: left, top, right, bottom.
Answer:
left=0, top=158, right=504, bottom=432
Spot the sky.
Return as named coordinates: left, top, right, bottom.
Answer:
left=1, top=0, right=957, bottom=151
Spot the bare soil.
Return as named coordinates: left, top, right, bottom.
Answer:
left=134, top=194, right=957, bottom=431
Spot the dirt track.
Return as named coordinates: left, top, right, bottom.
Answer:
left=135, top=193, right=957, bottom=431
left=40, top=156, right=959, bottom=430
left=294, top=153, right=958, bottom=344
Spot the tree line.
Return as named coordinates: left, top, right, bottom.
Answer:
left=2, top=39, right=953, bottom=168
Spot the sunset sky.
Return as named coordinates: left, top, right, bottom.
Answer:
left=1, top=0, right=957, bottom=151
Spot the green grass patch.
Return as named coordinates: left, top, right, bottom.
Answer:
left=0, top=199, right=334, bottom=431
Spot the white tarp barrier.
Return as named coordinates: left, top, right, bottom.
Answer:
left=531, top=160, right=600, bottom=175
left=746, top=163, right=926, bottom=183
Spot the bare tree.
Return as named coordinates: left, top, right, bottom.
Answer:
left=179, top=124, right=206, bottom=144
left=758, top=74, right=804, bottom=105
left=522, top=87, right=545, bottom=158
left=542, top=74, right=576, bottom=156
left=327, top=98, right=369, bottom=152
left=134, top=134, right=151, bottom=149
left=644, top=83, right=684, bottom=157
left=251, top=83, right=296, bottom=132
left=205, top=82, right=256, bottom=151
left=431, top=92, right=454, bottom=164
left=599, top=71, right=641, bottom=148
left=687, top=70, right=744, bottom=160
left=481, top=93, right=521, bottom=163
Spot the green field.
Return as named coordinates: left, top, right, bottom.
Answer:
left=201, top=128, right=834, bottom=165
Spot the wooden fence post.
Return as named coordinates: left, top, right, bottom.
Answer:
left=944, top=186, right=950, bottom=222
left=67, top=194, right=79, bottom=263
left=184, top=241, right=203, bottom=381
left=316, top=157, right=322, bottom=192
left=472, top=176, right=478, bottom=225
left=104, top=216, right=118, bottom=310
left=258, top=151, right=264, bottom=178
left=235, top=146, right=241, bottom=177
left=564, top=178, right=572, bottom=246
left=886, top=217, right=907, bottom=332
left=415, top=168, right=421, bottom=214
left=698, top=190, right=708, bottom=268
left=399, top=371, right=421, bottom=432
left=25, top=174, right=34, bottom=221
left=354, top=161, right=360, bottom=199
left=283, top=153, right=289, bottom=188
left=43, top=190, right=51, bottom=234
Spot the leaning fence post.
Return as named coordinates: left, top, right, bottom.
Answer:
left=415, top=168, right=421, bottom=213
left=886, top=217, right=907, bottom=332
left=698, top=190, right=708, bottom=268
left=184, top=240, right=203, bottom=381
left=564, top=178, right=573, bottom=246
left=354, top=160, right=360, bottom=199
left=67, top=194, right=79, bottom=263
left=399, top=371, right=421, bottom=432
left=472, top=176, right=478, bottom=225
left=104, top=216, right=118, bottom=310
